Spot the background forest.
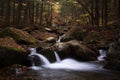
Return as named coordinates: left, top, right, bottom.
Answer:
left=0, top=0, right=120, bottom=28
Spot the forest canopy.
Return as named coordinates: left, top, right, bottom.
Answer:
left=0, top=0, right=120, bottom=28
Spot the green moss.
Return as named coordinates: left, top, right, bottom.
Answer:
left=0, top=46, right=26, bottom=53
left=84, top=32, right=100, bottom=43
left=0, top=27, right=38, bottom=44
left=0, top=28, right=20, bottom=40
left=71, top=31, right=87, bottom=40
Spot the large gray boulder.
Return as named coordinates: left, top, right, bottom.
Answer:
left=104, top=36, right=120, bottom=71
left=0, top=27, right=38, bottom=44
left=54, top=40, right=97, bottom=61
left=0, top=37, right=30, bottom=67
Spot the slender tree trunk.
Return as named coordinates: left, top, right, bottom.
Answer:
left=95, top=0, right=100, bottom=27
left=104, top=0, right=108, bottom=27
left=12, top=0, right=16, bottom=25
left=101, top=0, right=104, bottom=26
left=49, top=4, right=53, bottom=26
left=28, top=0, right=34, bottom=25
left=23, top=0, right=29, bottom=25
left=0, top=0, right=4, bottom=17
left=90, top=0, right=94, bottom=27
left=40, top=1, right=43, bottom=25
left=6, top=0, right=11, bottom=24
left=15, top=0, right=23, bottom=27
left=36, top=2, right=40, bottom=24
left=77, top=0, right=95, bottom=23
left=118, top=0, right=120, bottom=19
left=0, top=0, right=2, bottom=16
left=31, top=1, right=34, bottom=25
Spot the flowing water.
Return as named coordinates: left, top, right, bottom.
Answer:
left=54, top=51, right=61, bottom=62
left=97, top=49, right=107, bottom=61
left=29, top=48, right=104, bottom=71
left=56, top=36, right=62, bottom=43
left=0, top=48, right=120, bottom=80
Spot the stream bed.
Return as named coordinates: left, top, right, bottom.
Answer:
left=0, top=49, right=120, bottom=80
left=0, top=66, right=120, bottom=80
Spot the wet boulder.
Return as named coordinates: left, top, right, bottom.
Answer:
left=44, top=27, right=53, bottom=32
left=61, top=26, right=87, bottom=42
left=44, top=37, right=56, bottom=43
left=54, top=40, right=97, bottom=61
left=36, top=47, right=56, bottom=62
left=0, top=27, right=38, bottom=44
left=0, top=37, right=30, bottom=67
left=104, top=36, right=120, bottom=71
left=30, top=31, right=57, bottom=41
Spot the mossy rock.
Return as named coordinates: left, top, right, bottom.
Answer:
left=84, top=32, right=101, bottom=44
left=0, top=27, right=38, bottom=44
left=0, top=37, right=25, bottom=51
left=61, top=27, right=87, bottom=42
left=0, top=37, right=30, bottom=67
left=37, top=47, right=56, bottom=62
left=104, top=60, right=120, bottom=71
left=105, top=37, right=120, bottom=71
left=71, top=30, right=87, bottom=41
left=54, top=40, right=97, bottom=61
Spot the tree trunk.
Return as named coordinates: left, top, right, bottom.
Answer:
left=36, top=2, right=40, bottom=24
left=31, top=1, right=34, bottom=25
left=90, top=0, right=94, bottom=27
left=118, top=0, right=120, bottom=19
left=12, top=0, right=16, bottom=26
left=101, top=0, right=104, bottom=26
left=6, top=0, right=11, bottom=24
left=40, top=1, right=43, bottom=25
left=95, top=0, right=100, bottom=27
left=0, top=0, right=4, bottom=17
left=23, top=0, right=29, bottom=25
left=15, top=0, right=23, bottom=27
left=104, top=0, right=108, bottom=27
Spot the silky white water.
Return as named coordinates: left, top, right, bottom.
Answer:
left=29, top=48, right=104, bottom=71
left=29, top=48, right=50, bottom=70
left=54, top=51, right=61, bottom=62
left=56, top=36, right=62, bottom=43
left=97, top=49, right=107, bottom=61
left=43, top=58, right=102, bottom=71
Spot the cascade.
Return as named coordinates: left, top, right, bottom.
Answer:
left=43, top=58, right=102, bottom=71
left=54, top=51, right=61, bottom=62
left=29, top=48, right=104, bottom=71
left=29, top=48, right=37, bottom=55
left=97, top=49, right=107, bottom=61
left=56, top=36, right=62, bottom=42
left=29, top=48, right=50, bottom=65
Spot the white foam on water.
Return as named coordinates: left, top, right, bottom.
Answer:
left=97, top=49, right=107, bottom=61
left=29, top=48, right=50, bottom=65
left=43, top=58, right=102, bottom=71
left=54, top=51, right=61, bottom=62
left=56, top=36, right=62, bottom=43
left=29, top=48, right=103, bottom=71
left=30, top=66, right=42, bottom=70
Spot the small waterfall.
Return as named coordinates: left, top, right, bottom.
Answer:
left=29, top=48, right=104, bottom=71
left=97, top=49, right=107, bottom=61
left=56, top=36, right=62, bottom=42
left=54, top=51, right=61, bottom=62
left=29, top=48, right=50, bottom=65
left=29, top=48, right=37, bottom=55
